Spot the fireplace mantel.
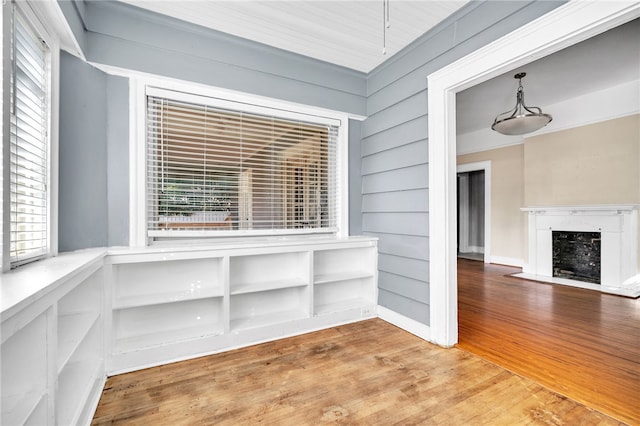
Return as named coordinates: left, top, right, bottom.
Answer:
left=517, top=205, right=639, bottom=297
left=521, top=205, right=638, bottom=214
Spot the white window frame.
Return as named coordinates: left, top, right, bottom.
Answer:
left=127, top=75, right=350, bottom=247
left=1, top=0, right=59, bottom=271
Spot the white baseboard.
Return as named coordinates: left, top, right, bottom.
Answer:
left=467, top=245, right=484, bottom=254
left=377, top=305, right=431, bottom=342
left=489, top=255, right=523, bottom=267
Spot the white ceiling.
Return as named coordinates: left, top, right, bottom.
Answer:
left=115, top=1, right=638, bottom=133
left=456, top=17, right=640, bottom=134
left=118, top=0, right=469, bottom=73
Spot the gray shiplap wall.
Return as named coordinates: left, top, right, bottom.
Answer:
left=60, top=0, right=366, bottom=117
left=362, top=1, right=565, bottom=324
left=56, top=0, right=566, bottom=325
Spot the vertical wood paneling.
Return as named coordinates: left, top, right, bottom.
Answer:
left=363, top=1, right=566, bottom=326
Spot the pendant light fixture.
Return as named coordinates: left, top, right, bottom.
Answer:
left=491, top=72, right=552, bottom=135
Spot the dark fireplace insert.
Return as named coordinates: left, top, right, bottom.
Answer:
left=552, top=231, right=601, bottom=284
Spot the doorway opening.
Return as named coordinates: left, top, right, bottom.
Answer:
left=426, top=2, right=638, bottom=347
left=456, top=161, right=491, bottom=264
left=457, top=170, right=484, bottom=261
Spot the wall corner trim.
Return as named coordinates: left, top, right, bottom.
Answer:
left=377, top=305, right=432, bottom=344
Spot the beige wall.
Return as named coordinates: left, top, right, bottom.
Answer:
left=524, top=114, right=640, bottom=206
left=457, top=144, right=524, bottom=263
left=457, top=114, right=640, bottom=268
left=524, top=114, right=640, bottom=270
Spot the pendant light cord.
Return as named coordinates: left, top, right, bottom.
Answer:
left=383, top=0, right=390, bottom=55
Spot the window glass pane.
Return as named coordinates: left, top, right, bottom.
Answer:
left=146, top=95, right=338, bottom=237
left=9, top=9, right=50, bottom=267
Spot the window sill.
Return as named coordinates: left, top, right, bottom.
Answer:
left=112, top=235, right=377, bottom=256
left=1, top=248, right=107, bottom=321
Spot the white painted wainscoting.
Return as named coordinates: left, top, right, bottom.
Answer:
left=518, top=205, right=639, bottom=297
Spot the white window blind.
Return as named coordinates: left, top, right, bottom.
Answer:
left=9, top=9, right=50, bottom=267
left=146, top=92, right=339, bottom=237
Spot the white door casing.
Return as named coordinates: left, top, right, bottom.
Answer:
left=427, top=1, right=640, bottom=347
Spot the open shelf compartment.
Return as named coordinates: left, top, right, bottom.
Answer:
left=113, top=297, right=224, bottom=353
left=56, top=320, right=103, bottom=426
left=230, top=251, right=310, bottom=294
left=113, top=257, right=224, bottom=308
left=314, top=277, right=376, bottom=316
left=314, top=247, right=376, bottom=285
left=1, top=314, right=49, bottom=426
left=57, top=270, right=103, bottom=373
left=230, top=286, right=309, bottom=332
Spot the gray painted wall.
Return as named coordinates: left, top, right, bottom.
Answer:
left=106, top=76, right=129, bottom=247
left=59, top=51, right=108, bottom=251
left=362, top=1, right=565, bottom=324
left=58, top=0, right=366, bottom=245
left=59, top=52, right=129, bottom=251
left=59, top=0, right=366, bottom=116
left=56, top=0, right=567, bottom=325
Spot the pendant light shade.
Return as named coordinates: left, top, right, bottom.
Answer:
left=492, top=72, right=552, bottom=135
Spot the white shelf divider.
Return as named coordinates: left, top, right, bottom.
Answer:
left=230, top=309, right=308, bottom=332
left=315, top=298, right=371, bottom=316
left=114, top=287, right=224, bottom=309
left=230, top=278, right=308, bottom=295
left=114, top=323, right=224, bottom=354
left=314, top=270, right=373, bottom=285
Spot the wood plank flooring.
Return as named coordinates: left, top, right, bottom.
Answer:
left=457, top=258, right=640, bottom=425
left=92, top=319, right=621, bottom=425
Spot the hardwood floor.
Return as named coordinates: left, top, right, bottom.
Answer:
left=92, top=319, right=621, bottom=425
left=457, top=258, right=640, bottom=425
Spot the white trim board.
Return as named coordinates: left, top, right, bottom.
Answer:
left=377, top=305, right=432, bottom=344
left=427, top=1, right=640, bottom=347
left=513, top=272, right=640, bottom=298
left=490, top=256, right=523, bottom=268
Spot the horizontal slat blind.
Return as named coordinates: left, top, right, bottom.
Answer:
left=146, top=94, right=338, bottom=236
left=9, top=9, right=49, bottom=267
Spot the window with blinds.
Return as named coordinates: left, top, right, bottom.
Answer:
left=9, top=9, right=50, bottom=267
left=146, top=92, right=340, bottom=237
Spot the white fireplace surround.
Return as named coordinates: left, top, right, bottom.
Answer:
left=518, top=205, right=639, bottom=297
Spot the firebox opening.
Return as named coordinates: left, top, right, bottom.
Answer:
left=552, top=231, right=601, bottom=285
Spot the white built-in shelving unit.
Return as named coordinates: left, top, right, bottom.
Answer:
left=1, top=250, right=106, bottom=426
left=56, top=269, right=104, bottom=425
left=1, top=236, right=378, bottom=424
left=107, top=238, right=377, bottom=373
